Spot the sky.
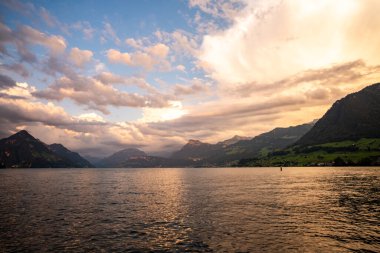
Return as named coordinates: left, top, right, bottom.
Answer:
left=1, top=0, right=380, bottom=157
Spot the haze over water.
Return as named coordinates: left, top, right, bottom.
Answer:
left=1, top=167, right=379, bottom=252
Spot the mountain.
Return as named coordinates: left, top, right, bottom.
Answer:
left=209, top=122, right=315, bottom=165
left=170, top=122, right=314, bottom=166
left=239, top=83, right=380, bottom=167
left=296, top=83, right=380, bottom=146
left=118, top=155, right=188, bottom=168
left=96, top=148, right=147, bottom=167
left=229, top=122, right=315, bottom=156
left=217, top=135, right=250, bottom=147
left=49, top=144, right=93, bottom=168
left=0, top=130, right=77, bottom=168
left=171, top=140, right=222, bottom=161
left=239, top=138, right=380, bottom=167
left=83, top=155, right=103, bottom=165
left=96, top=147, right=187, bottom=168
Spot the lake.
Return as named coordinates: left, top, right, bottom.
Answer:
left=0, top=167, right=379, bottom=252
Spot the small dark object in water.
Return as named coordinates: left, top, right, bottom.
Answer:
left=280, top=167, right=283, bottom=171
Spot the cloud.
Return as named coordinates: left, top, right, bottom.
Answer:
left=147, top=96, right=305, bottom=132
left=2, top=0, right=380, bottom=158
left=107, top=43, right=170, bottom=71
left=1, top=1, right=70, bottom=34
left=0, top=31, right=174, bottom=115
left=176, top=65, right=186, bottom=72
left=0, top=80, right=34, bottom=101
left=0, top=74, right=16, bottom=88
left=170, top=30, right=198, bottom=56
left=19, top=25, right=67, bottom=54
left=39, top=7, right=59, bottom=27
left=189, top=0, right=245, bottom=22
left=101, top=21, right=121, bottom=45
left=227, top=60, right=380, bottom=97
left=0, top=78, right=185, bottom=156
left=33, top=74, right=171, bottom=114
left=0, top=23, right=67, bottom=63
left=107, top=49, right=132, bottom=64
left=171, top=0, right=380, bottom=144
left=188, top=0, right=246, bottom=33
left=0, top=88, right=178, bottom=156
left=138, top=101, right=187, bottom=123
left=137, top=61, right=380, bottom=146
left=198, top=0, right=380, bottom=86
left=0, top=90, right=184, bottom=156
left=174, top=78, right=210, bottom=96
left=72, top=21, right=95, bottom=40
left=0, top=0, right=36, bottom=16
left=131, top=52, right=155, bottom=70
left=154, top=29, right=199, bottom=58
left=0, top=97, right=73, bottom=128
left=0, top=63, right=29, bottom=77
left=147, top=43, right=169, bottom=58
left=76, top=113, right=105, bottom=123
left=0, top=94, right=116, bottom=156
left=1, top=82, right=36, bottom=99
left=69, top=47, right=93, bottom=67
left=125, top=38, right=143, bottom=49
left=95, top=71, right=158, bottom=92
left=0, top=22, right=15, bottom=55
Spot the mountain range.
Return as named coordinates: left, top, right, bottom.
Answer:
left=241, top=83, right=380, bottom=166
left=296, top=83, right=380, bottom=146
left=170, top=122, right=314, bottom=166
left=1, top=83, right=379, bottom=168
left=0, top=130, right=93, bottom=168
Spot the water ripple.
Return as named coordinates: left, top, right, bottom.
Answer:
left=0, top=167, right=379, bottom=252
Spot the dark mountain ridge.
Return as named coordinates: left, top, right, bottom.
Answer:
left=96, top=147, right=189, bottom=168
left=0, top=130, right=91, bottom=168
left=171, top=139, right=221, bottom=161
left=49, top=143, right=93, bottom=168
left=217, top=135, right=250, bottom=147
left=96, top=148, right=147, bottom=167
left=170, top=122, right=314, bottom=166
left=2, top=83, right=379, bottom=168
left=239, top=83, right=380, bottom=167
left=296, top=83, right=380, bottom=146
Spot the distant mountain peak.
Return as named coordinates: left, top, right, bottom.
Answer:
left=218, top=135, right=251, bottom=146
left=11, top=130, right=34, bottom=139
left=50, top=143, right=64, bottom=147
left=96, top=147, right=146, bottom=167
left=229, top=135, right=246, bottom=140
left=0, top=130, right=93, bottom=168
left=113, top=148, right=146, bottom=156
left=186, top=139, right=205, bottom=146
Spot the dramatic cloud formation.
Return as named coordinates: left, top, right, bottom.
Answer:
left=198, top=0, right=380, bottom=86
left=34, top=75, right=171, bottom=114
left=1, top=0, right=379, bottom=157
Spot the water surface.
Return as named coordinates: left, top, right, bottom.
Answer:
left=0, top=167, right=379, bottom=252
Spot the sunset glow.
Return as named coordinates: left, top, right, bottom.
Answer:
left=1, top=0, right=380, bottom=157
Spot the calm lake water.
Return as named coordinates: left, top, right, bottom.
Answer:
left=0, top=167, right=379, bottom=252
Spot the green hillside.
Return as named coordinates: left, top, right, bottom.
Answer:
left=239, top=138, right=380, bottom=166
